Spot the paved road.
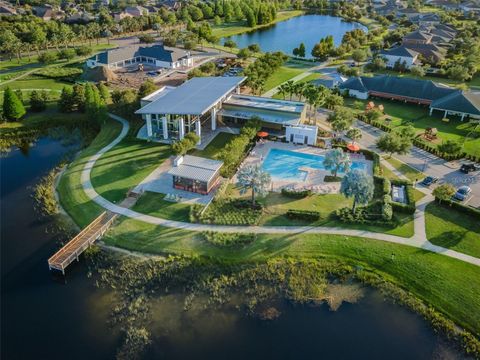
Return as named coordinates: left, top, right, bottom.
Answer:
left=355, top=121, right=480, bottom=208
left=77, top=114, right=480, bottom=267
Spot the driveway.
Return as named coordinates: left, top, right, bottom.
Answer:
left=355, top=121, right=480, bottom=208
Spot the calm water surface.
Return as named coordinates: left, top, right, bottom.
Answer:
left=0, top=138, right=465, bottom=359
left=224, top=15, right=367, bottom=56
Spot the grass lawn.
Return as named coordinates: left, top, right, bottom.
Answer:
left=190, top=132, right=237, bottom=159
left=0, top=43, right=115, bottom=72
left=425, top=202, right=480, bottom=258
left=104, top=216, right=480, bottom=336
left=344, top=98, right=480, bottom=158
left=132, top=191, right=192, bottom=222
left=91, top=137, right=172, bottom=203
left=263, top=65, right=305, bottom=92
left=57, top=118, right=123, bottom=227
left=383, top=156, right=425, bottom=182
left=0, top=78, right=71, bottom=92
left=212, top=10, right=304, bottom=38
left=228, top=186, right=414, bottom=237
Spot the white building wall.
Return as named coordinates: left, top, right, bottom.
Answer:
left=348, top=89, right=369, bottom=99
left=285, top=125, right=317, bottom=146
left=384, top=54, right=416, bottom=69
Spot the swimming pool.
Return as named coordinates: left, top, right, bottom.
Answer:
left=261, top=148, right=366, bottom=181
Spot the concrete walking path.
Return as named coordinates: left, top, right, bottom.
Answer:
left=79, top=114, right=480, bottom=267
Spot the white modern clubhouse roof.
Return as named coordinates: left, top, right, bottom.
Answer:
left=136, top=76, right=246, bottom=116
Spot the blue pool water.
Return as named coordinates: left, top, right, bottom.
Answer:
left=262, top=149, right=366, bottom=181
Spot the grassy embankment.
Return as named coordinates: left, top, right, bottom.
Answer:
left=56, top=121, right=480, bottom=337
left=212, top=10, right=304, bottom=38
left=344, top=98, right=480, bottom=158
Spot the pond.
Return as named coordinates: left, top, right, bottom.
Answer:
left=0, top=136, right=466, bottom=359
left=223, top=15, right=367, bottom=57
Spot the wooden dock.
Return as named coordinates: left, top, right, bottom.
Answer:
left=48, top=211, right=117, bottom=274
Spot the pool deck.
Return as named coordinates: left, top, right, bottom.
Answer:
left=235, top=141, right=373, bottom=193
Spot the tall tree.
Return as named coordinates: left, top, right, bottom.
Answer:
left=237, top=164, right=271, bottom=206
left=2, top=87, right=26, bottom=122
left=340, top=169, right=374, bottom=212
left=328, top=107, right=355, bottom=133
left=323, top=148, right=351, bottom=178
left=346, top=128, right=362, bottom=144
left=376, top=133, right=412, bottom=157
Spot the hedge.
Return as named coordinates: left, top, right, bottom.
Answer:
left=286, top=209, right=320, bottom=221
left=390, top=179, right=416, bottom=214
left=281, top=188, right=312, bottom=198
left=434, top=198, right=480, bottom=219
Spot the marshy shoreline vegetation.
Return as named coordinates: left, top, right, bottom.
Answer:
left=87, top=252, right=480, bottom=359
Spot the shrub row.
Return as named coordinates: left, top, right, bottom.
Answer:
left=434, top=198, right=480, bottom=219
left=194, top=199, right=263, bottom=225
left=335, top=206, right=396, bottom=226
left=201, top=232, right=256, bottom=248
left=218, top=120, right=260, bottom=177
left=35, top=67, right=83, bottom=82
left=281, top=188, right=313, bottom=198
left=374, top=175, right=391, bottom=195
left=286, top=209, right=320, bottom=221
left=324, top=175, right=342, bottom=182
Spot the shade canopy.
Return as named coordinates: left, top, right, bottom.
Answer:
left=347, top=143, right=360, bottom=152
left=257, top=131, right=269, bottom=138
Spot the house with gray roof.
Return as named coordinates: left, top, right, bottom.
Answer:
left=87, top=44, right=192, bottom=69
left=340, top=75, right=480, bottom=120
left=379, top=46, right=420, bottom=69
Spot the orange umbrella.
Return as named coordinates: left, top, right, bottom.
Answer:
left=347, top=143, right=360, bottom=152
left=257, top=131, right=269, bottom=138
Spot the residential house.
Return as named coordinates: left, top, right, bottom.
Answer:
left=379, top=46, right=420, bottom=69
left=33, top=5, right=65, bottom=21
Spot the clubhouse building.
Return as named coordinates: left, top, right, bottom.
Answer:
left=87, top=44, right=193, bottom=70
left=340, top=75, right=480, bottom=120
left=135, top=76, right=317, bottom=146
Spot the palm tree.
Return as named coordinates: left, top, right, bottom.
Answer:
left=278, top=83, right=288, bottom=100
left=284, top=80, right=295, bottom=100
left=237, top=164, right=271, bottom=206
left=323, top=148, right=351, bottom=178
left=294, top=81, right=306, bottom=101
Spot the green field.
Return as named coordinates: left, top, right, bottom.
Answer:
left=132, top=191, right=192, bottom=222
left=263, top=65, right=306, bottom=92
left=91, top=137, right=171, bottom=203
left=426, top=202, right=480, bottom=258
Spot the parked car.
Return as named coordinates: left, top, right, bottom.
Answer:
left=147, top=71, right=157, bottom=76
left=453, top=186, right=472, bottom=201
left=460, top=163, right=480, bottom=174
left=420, top=176, right=439, bottom=187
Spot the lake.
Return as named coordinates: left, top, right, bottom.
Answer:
left=223, top=15, right=367, bottom=57
left=0, top=137, right=466, bottom=359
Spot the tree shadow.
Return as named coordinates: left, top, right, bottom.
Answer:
left=428, top=230, right=467, bottom=251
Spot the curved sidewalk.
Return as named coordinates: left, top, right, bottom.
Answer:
left=80, top=114, right=480, bottom=267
